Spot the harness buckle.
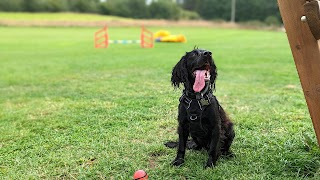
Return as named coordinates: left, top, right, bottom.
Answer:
left=190, top=115, right=197, bottom=121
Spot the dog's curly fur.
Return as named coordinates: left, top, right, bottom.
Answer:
left=166, top=48, right=235, bottom=168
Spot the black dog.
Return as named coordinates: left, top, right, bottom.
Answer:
left=166, top=48, right=235, bottom=168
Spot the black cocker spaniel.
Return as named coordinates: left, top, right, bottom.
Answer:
left=166, top=48, right=235, bottom=168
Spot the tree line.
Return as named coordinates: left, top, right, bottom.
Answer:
left=0, top=0, right=281, bottom=25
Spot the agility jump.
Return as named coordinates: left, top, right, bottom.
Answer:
left=278, top=0, right=320, bottom=145
left=94, top=26, right=153, bottom=48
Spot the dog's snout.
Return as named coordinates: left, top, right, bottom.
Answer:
left=203, top=51, right=212, bottom=57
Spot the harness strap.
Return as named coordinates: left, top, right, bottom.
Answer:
left=179, top=82, right=216, bottom=121
left=179, top=90, right=215, bottom=110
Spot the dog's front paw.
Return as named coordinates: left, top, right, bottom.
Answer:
left=171, top=158, right=184, bottom=167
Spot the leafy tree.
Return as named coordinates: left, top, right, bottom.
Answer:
left=98, top=2, right=111, bottom=15
left=127, top=0, right=149, bottom=19
left=0, top=0, right=23, bottom=11
left=104, top=0, right=131, bottom=17
left=22, top=0, right=46, bottom=12
left=234, top=0, right=280, bottom=22
left=182, top=0, right=201, bottom=11
left=181, top=0, right=281, bottom=23
left=0, top=0, right=282, bottom=22
left=68, top=0, right=98, bottom=13
left=196, top=0, right=231, bottom=20
left=45, top=0, right=68, bottom=12
left=149, top=1, right=181, bottom=20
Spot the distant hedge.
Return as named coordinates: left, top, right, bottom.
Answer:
left=0, top=0, right=281, bottom=24
left=0, top=0, right=186, bottom=20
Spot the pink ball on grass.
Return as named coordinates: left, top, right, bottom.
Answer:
left=133, top=170, right=148, bottom=180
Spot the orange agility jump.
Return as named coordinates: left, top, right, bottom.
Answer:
left=94, top=26, right=153, bottom=48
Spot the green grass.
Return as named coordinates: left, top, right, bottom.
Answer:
left=1, top=25, right=320, bottom=179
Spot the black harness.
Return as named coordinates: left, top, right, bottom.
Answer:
left=179, top=82, right=216, bottom=121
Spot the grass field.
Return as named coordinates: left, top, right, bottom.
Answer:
left=1, top=25, right=320, bottom=179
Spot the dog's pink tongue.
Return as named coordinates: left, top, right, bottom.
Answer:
left=193, top=70, right=206, bottom=92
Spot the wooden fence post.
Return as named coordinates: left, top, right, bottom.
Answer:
left=277, top=0, right=320, bottom=145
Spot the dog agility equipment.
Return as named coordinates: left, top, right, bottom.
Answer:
left=94, top=26, right=153, bottom=48
left=153, top=30, right=187, bottom=43
left=301, top=0, right=320, bottom=40
left=278, top=0, right=320, bottom=145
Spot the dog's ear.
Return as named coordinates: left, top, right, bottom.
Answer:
left=210, top=58, right=218, bottom=90
left=171, top=55, right=188, bottom=88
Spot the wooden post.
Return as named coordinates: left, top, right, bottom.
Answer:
left=277, top=0, right=320, bottom=145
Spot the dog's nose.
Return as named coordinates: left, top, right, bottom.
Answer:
left=203, top=51, right=212, bottom=57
